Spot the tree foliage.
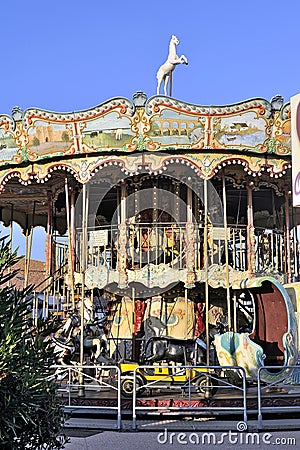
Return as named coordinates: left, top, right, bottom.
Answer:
left=0, top=237, right=68, bottom=449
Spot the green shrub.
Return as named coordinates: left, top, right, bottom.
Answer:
left=0, top=238, right=68, bottom=449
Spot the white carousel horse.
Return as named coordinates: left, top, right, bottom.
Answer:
left=156, top=35, right=188, bottom=96
left=76, top=297, right=94, bottom=322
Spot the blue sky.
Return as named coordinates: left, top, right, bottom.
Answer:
left=2, top=0, right=299, bottom=114
left=1, top=0, right=300, bottom=260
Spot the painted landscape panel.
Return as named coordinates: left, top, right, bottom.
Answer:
left=0, top=129, right=18, bottom=162
left=82, top=112, right=133, bottom=150
left=216, top=112, right=267, bottom=149
left=28, top=121, right=73, bottom=155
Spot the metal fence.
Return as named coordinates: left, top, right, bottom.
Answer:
left=51, top=364, right=121, bottom=429
left=132, top=364, right=248, bottom=429
left=257, top=365, right=300, bottom=429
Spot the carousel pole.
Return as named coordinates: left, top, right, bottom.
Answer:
left=65, top=179, right=75, bottom=310
left=24, top=201, right=36, bottom=289
left=204, top=178, right=211, bottom=399
left=118, top=181, right=128, bottom=288
left=78, top=182, right=89, bottom=397
left=222, top=172, right=231, bottom=330
left=132, top=286, right=136, bottom=360
left=204, top=179, right=210, bottom=366
left=70, top=187, right=76, bottom=275
left=246, top=180, right=255, bottom=276
left=184, top=287, right=188, bottom=338
left=45, top=191, right=53, bottom=283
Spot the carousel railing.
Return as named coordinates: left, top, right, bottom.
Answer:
left=254, top=227, right=286, bottom=274
left=230, top=226, right=247, bottom=271
left=58, top=222, right=297, bottom=278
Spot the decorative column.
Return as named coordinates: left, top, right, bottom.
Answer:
left=70, top=186, right=76, bottom=272
left=45, top=190, right=53, bottom=279
left=222, top=172, right=231, bottom=330
left=118, top=181, right=128, bottom=288
left=285, top=187, right=292, bottom=283
left=185, top=186, right=195, bottom=288
left=246, top=181, right=256, bottom=276
left=65, top=179, right=75, bottom=310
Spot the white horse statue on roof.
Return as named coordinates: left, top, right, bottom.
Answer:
left=156, top=35, right=188, bottom=96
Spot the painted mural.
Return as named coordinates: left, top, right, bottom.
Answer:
left=149, top=109, right=204, bottom=148
left=0, top=95, right=292, bottom=166
left=0, top=129, right=18, bottom=162
left=215, top=112, right=267, bottom=149
left=27, top=121, right=73, bottom=156
left=143, top=296, right=195, bottom=339
left=82, top=111, right=133, bottom=151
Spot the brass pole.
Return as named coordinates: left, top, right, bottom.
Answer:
left=78, top=183, right=88, bottom=397
left=204, top=179, right=210, bottom=366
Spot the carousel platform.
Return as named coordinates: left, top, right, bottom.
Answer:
left=59, top=383, right=300, bottom=414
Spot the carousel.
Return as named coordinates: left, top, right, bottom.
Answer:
left=1, top=37, right=300, bottom=399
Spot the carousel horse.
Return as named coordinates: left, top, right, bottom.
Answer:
left=141, top=335, right=206, bottom=365
left=141, top=312, right=228, bottom=366
left=76, top=297, right=94, bottom=323
left=50, top=312, right=109, bottom=364
left=81, top=320, right=109, bottom=362
left=144, top=316, right=166, bottom=340
left=156, top=35, right=188, bottom=96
